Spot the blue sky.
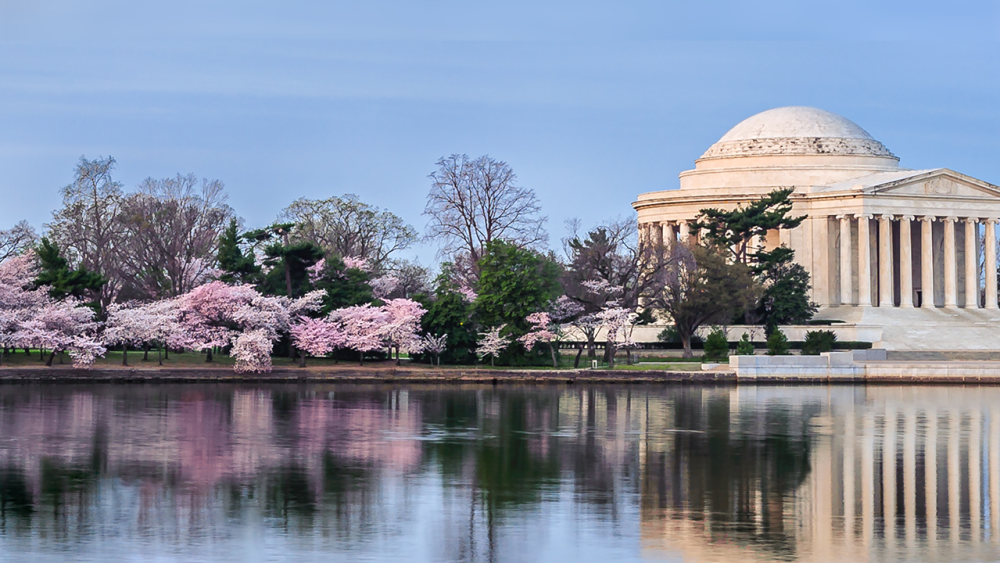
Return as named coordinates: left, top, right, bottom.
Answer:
left=0, top=1, right=998, bottom=263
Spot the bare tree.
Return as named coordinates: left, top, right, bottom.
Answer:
left=424, top=154, right=547, bottom=268
left=0, top=221, right=37, bottom=262
left=46, top=156, right=126, bottom=312
left=117, top=174, right=235, bottom=299
left=279, top=194, right=416, bottom=270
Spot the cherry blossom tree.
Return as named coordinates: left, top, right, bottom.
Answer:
left=381, top=298, right=426, bottom=365
left=421, top=333, right=447, bottom=366
left=103, top=302, right=150, bottom=366
left=476, top=325, right=510, bottom=367
left=370, top=275, right=400, bottom=300
left=519, top=312, right=562, bottom=368
left=596, top=306, right=637, bottom=369
left=333, top=304, right=389, bottom=365
left=290, top=317, right=344, bottom=366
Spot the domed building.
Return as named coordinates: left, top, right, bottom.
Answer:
left=634, top=106, right=1000, bottom=350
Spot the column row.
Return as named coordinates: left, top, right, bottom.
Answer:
left=836, top=214, right=999, bottom=309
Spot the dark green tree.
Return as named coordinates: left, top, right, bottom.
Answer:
left=476, top=240, right=562, bottom=365
left=311, top=256, right=374, bottom=313
left=753, top=247, right=818, bottom=334
left=216, top=218, right=261, bottom=285
left=33, top=237, right=106, bottom=306
left=694, top=188, right=805, bottom=265
left=694, top=189, right=816, bottom=330
left=420, top=272, right=478, bottom=365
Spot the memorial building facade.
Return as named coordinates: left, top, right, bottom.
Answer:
left=633, top=106, right=1000, bottom=350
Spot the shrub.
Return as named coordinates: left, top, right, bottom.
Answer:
left=657, top=326, right=702, bottom=345
left=801, top=330, right=837, bottom=355
left=702, top=328, right=729, bottom=361
left=766, top=330, right=790, bottom=356
left=735, top=333, right=755, bottom=355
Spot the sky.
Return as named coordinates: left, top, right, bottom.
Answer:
left=0, top=1, right=998, bottom=264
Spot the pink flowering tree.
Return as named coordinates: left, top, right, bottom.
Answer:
left=476, top=325, right=510, bottom=367
left=518, top=312, right=562, bottom=368
left=175, top=280, right=324, bottom=372
left=596, top=306, right=638, bottom=369
left=381, top=298, right=426, bottom=365
left=0, top=254, right=104, bottom=368
left=370, top=275, right=400, bottom=300
left=421, top=333, right=448, bottom=366
left=103, top=302, right=151, bottom=366
left=290, top=317, right=344, bottom=366
left=333, top=304, right=389, bottom=365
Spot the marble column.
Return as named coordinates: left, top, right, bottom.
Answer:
left=987, top=219, right=998, bottom=309
left=838, top=215, right=853, bottom=306
left=900, top=216, right=914, bottom=308
left=679, top=221, right=690, bottom=242
left=944, top=218, right=958, bottom=308
left=879, top=215, right=895, bottom=307
left=966, top=218, right=981, bottom=308
left=858, top=214, right=873, bottom=307
left=661, top=222, right=674, bottom=253
left=921, top=217, right=936, bottom=308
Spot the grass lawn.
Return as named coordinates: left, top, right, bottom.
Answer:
left=0, top=349, right=714, bottom=372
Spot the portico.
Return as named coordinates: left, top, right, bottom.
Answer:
left=634, top=106, right=1000, bottom=350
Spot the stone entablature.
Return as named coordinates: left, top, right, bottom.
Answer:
left=701, top=137, right=895, bottom=160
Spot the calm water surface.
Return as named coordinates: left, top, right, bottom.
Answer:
left=0, top=383, right=997, bottom=562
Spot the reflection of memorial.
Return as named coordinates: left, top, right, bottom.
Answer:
left=639, top=387, right=1000, bottom=562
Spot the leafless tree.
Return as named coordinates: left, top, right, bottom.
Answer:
left=46, top=156, right=126, bottom=312
left=117, top=174, right=235, bottom=299
left=0, top=220, right=37, bottom=262
left=424, top=154, right=547, bottom=269
left=279, top=194, right=416, bottom=270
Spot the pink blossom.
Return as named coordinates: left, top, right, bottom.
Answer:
left=231, top=329, right=275, bottom=373
left=421, top=333, right=447, bottom=366
left=457, top=285, right=477, bottom=303
left=476, top=325, right=510, bottom=366
left=290, top=317, right=344, bottom=357
left=342, top=256, right=370, bottom=271
left=306, top=259, right=326, bottom=284
left=381, top=298, right=426, bottom=356
left=332, top=304, right=390, bottom=365
left=370, top=275, right=400, bottom=299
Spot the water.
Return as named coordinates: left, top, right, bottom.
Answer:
left=0, top=383, right=997, bottom=562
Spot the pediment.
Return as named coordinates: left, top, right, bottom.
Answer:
left=867, top=169, right=1000, bottom=199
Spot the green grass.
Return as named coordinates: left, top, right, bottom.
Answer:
left=0, top=349, right=714, bottom=372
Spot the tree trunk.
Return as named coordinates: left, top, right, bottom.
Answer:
left=157, top=345, right=163, bottom=366
left=681, top=334, right=693, bottom=359
left=39, top=348, right=44, bottom=361
left=299, top=350, right=306, bottom=368
left=359, top=351, right=364, bottom=366
left=573, top=346, right=584, bottom=369
left=164, top=346, right=169, bottom=360
left=46, top=350, right=57, bottom=367
left=607, top=345, right=616, bottom=369
left=625, top=346, right=633, bottom=366
left=143, top=344, right=149, bottom=362
left=395, top=346, right=401, bottom=366
left=122, top=344, right=128, bottom=366
left=549, top=344, right=558, bottom=368
left=206, top=347, right=213, bottom=362
left=491, top=356, right=495, bottom=367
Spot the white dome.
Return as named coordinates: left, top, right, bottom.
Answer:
left=700, top=106, right=896, bottom=160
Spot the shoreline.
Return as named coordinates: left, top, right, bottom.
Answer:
left=2, top=365, right=1000, bottom=384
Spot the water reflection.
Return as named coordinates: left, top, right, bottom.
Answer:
left=0, top=384, right=997, bottom=562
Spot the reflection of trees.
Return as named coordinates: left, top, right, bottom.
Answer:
left=641, top=388, right=817, bottom=561
left=0, top=382, right=828, bottom=561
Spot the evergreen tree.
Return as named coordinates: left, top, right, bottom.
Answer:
left=33, top=237, right=106, bottom=305
left=753, top=247, right=818, bottom=334
left=216, top=219, right=261, bottom=285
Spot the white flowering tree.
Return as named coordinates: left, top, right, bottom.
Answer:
left=476, top=325, right=510, bottom=367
